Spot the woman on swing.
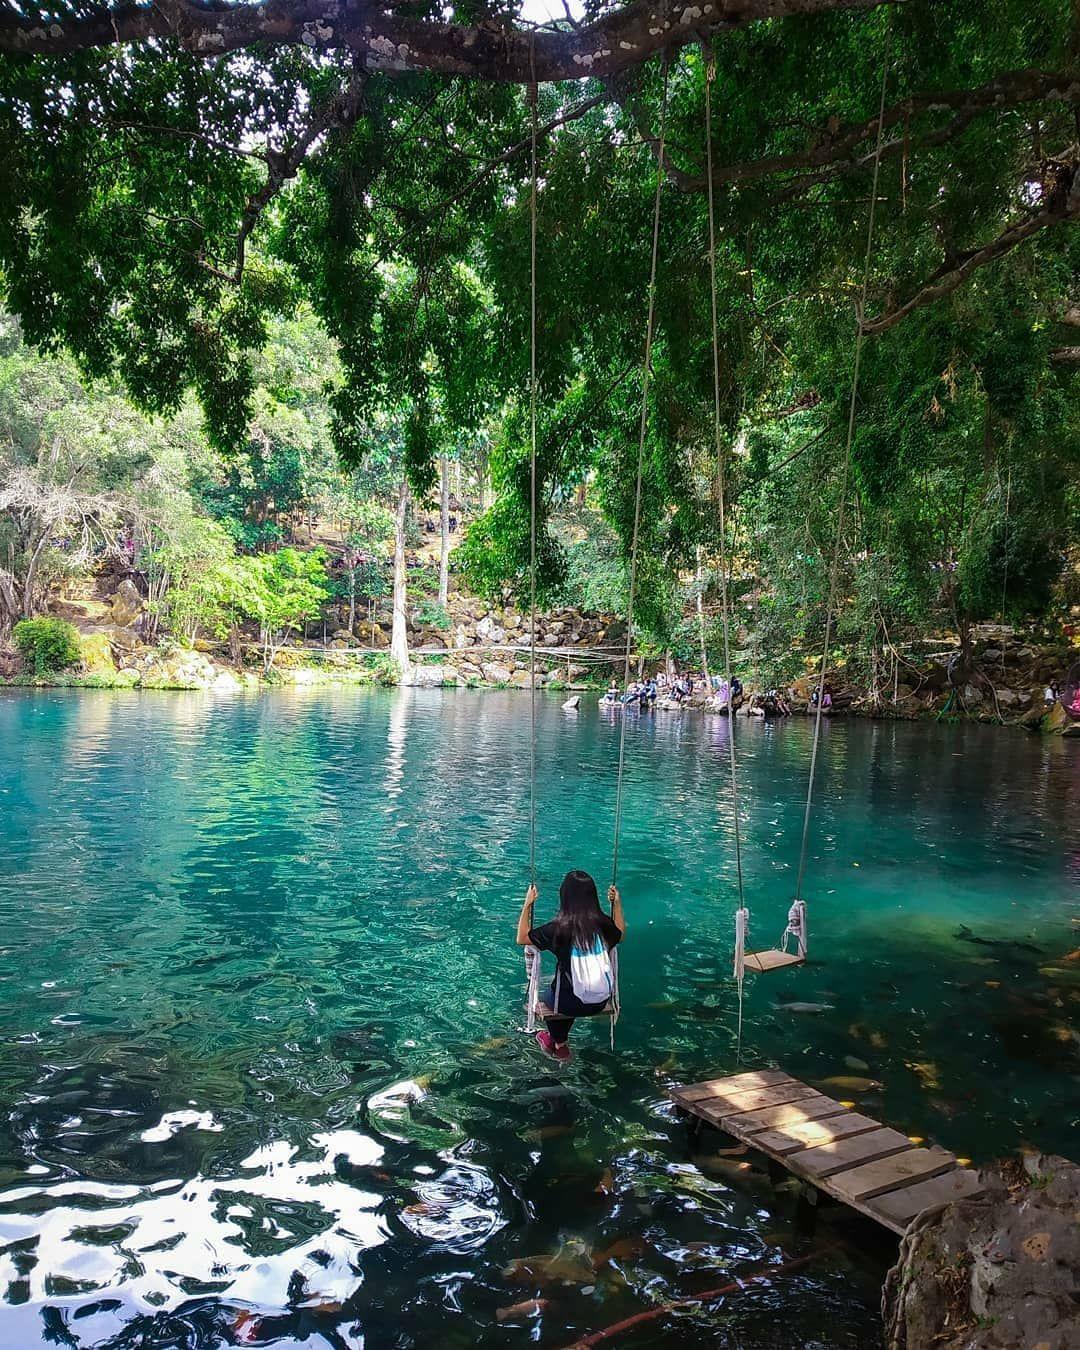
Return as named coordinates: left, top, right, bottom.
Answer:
left=516, top=870, right=625, bottom=1062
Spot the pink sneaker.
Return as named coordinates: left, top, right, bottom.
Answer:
left=536, top=1031, right=571, bottom=1062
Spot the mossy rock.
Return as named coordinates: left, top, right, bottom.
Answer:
left=1042, top=701, right=1069, bottom=735
left=79, top=632, right=117, bottom=675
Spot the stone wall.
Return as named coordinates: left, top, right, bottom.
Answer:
left=343, top=589, right=620, bottom=658
left=316, top=589, right=622, bottom=688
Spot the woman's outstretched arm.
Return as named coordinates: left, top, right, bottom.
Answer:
left=516, top=883, right=538, bottom=945
left=608, top=884, right=626, bottom=936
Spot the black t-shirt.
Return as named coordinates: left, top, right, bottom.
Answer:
left=528, top=916, right=623, bottom=982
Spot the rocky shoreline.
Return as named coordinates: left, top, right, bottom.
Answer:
left=2, top=586, right=1077, bottom=737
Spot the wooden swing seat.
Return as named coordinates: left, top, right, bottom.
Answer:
left=744, top=949, right=805, bottom=973
left=535, top=1001, right=617, bottom=1019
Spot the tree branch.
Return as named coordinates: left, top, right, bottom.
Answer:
left=208, top=62, right=367, bottom=283
left=692, top=69, right=1080, bottom=195
left=421, top=91, right=609, bottom=222
left=0, top=0, right=897, bottom=80
left=861, top=163, right=1080, bottom=336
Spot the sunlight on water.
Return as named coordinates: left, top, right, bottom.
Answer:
left=0, top=688, right=1076, bottom=1346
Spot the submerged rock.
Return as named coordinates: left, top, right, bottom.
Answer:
left=883, top=1154, right=1080, bottom=1349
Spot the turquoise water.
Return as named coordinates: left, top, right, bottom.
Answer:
left=0, top=688, right=1077, bottom=1348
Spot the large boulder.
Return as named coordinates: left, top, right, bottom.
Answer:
left=140, top=648, right=218, bottom=689
left=481, top=662, right=512, bottom=685
left=79, top=632, right=116, bottom=675
left=883, top=1154, right=1080, bottom=1350
left=104, top=624, right=142, bottom=654
left=110, top=578, right=144, bottom=627
left=407, top=664, right=455, bottom=688
left=1043, top=701, right=1069, bottom=735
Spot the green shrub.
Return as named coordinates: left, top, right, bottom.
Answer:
left=414, top=599, right=451, bottom=631
left=361, top=652, right=400, bottom=686
left=13, top=617, right=82, bottom=675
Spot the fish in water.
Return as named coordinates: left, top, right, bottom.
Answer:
left=523, top=1123, right=576, bottom=1142
left=848, top=1023, right=888, bottom=1050
left=503, top=1239, right=595, bottom=1287
left=592, top=1237, right=648, bottom=1268
left=693, top=1155, right=761, bottom=1180
left=817, top=1075, right=883, bottom=1094
left=472, top=1035, right=509, bottom=1052
left=907, top=1060, right=942, bottom=1089
left=367, top=1077, right=430, bottom=1111
left=775, top=1002, right=834, bottom=1015
left=843, top=1055, right=870, bottom=1072
left=955, top=924, right=1043, bottom=955
left=496, top=1298, right=549, bottom=1322
left=524, top=1084, right=575, bottom=1103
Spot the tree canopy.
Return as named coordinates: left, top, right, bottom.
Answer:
left=0, top=0, right=1077, bottom=662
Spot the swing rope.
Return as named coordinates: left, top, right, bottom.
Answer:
left=527, top=65, right=539, bottom=900
left=524, top=60, right=670, bottom=1041
left=610, top=55, right=671, bottom=888
left=703, top=58, right=749, bottom=1056
left=523, top=55, right=541, bottom=1021
left=793, top=32, right=892, bottom=911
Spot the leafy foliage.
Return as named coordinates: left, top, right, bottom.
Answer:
left=13, top=615, right=80, bottom=673
left=1, top=2, right=1079, bottom=677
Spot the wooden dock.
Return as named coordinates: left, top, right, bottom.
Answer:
left=670, top=1069, right=984, bottom=1234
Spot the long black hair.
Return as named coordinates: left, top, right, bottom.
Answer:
left=551, top=870, right=607, bottom=951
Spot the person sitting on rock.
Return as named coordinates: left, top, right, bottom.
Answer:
left=516, top=871, right=624, bottom=1063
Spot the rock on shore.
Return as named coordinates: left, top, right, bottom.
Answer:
left=883, top=1153, right=1080, bottom=1349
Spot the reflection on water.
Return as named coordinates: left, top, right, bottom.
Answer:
left=0, top=688, right=1077, bottom=1346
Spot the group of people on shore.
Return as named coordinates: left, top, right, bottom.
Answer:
left=602, top=670, right=749, bottom=711
left=600, top=671, right=841, bottom=718
left=602, top=671, right=726, bottom=709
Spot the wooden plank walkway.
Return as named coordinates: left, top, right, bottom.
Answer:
left=670, top=1069, right=984, bottom=1234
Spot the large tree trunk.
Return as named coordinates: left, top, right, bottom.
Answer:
left=22, top=529, right=51, bottom=618
left=0, top=569, right=17, bottom=638
left=391, top=478, right=411, bottom=680
left=438, top=456, right=450, bottom=608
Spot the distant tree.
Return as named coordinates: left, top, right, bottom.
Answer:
left=235, top=547, right=330, bottom=672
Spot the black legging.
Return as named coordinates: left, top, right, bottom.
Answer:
left=543, top=978, right=609, bottom=1045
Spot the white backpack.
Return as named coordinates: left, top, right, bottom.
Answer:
left=568, top=933, right=614, bottom=1003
